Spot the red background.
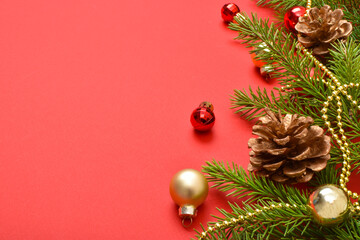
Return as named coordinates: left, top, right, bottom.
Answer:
left=0, top=1, right=359, bottom=239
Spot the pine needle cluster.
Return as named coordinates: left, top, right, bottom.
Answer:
left=194, top=0, right=360, bottom=239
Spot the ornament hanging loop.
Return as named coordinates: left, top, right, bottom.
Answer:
left=182, top=216, right=193, bottom=228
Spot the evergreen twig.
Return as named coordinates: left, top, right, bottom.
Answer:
left=195, top=1, right=360, bottom=239
left=203, top=160, right=309, bottom=205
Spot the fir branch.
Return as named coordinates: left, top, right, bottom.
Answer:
left=326, top=1, right=360, bottom=42
left=255, top=0, right=324, bottom=22
left=230, top=14, right=330, bottom=91
left=229, top=14, right=333, bottom=123
left=195, top=201, right=360, bottom=239
left=231, top=86, right=328, bottom=125
left=194, top=201, right=313, bottom=240
left=219, top=202, right=312, bottom=239
left=230, top=14, right=327, bottom=94
left=330, top=141, right=360, bottom=165
left=255, top=0, right=360, bottom=41
left=329, top=39, right=360, bottom=95
left=329, top=39, right=360, bottom=82
left=194, top=2, right=360, bottom=240
left=230, top=87, right=276, bottom=121
left=256, top=0, right=306, bottom=10
left=203, top=160, right=309, bottom=205
left=310, top=160, right=339, bottom=186
left=229, top=14, right=360, bottom=173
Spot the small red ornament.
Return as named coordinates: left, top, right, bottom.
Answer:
left=284, top=6, right=306, bottom=33
left=221, top=3, right=240, bottom=22
left=190, top=102, right=215, bottom=131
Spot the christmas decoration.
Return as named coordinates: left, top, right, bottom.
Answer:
left=221, top=3, right=240, bottom=22
left=195, top=0, right=360, bottom=238
left=250, top=42, right=270, bottom=68
left=284, top=6, right=306, bottom=33
left=190, top=101, right=215, bottom=131
left=309, top=184, right=350, bottom=226
left=295, top=5, right=353, bottom=56
left=248, top=108, right=331, bottom=184
left=169, top=169, right=209, bottom=227
left=260, top=64, right=274, bottom=80
left=251, top=43, right=274, bottom=80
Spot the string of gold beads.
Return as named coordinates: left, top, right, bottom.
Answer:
left=199, top=203, right=297, bottom=239
left=198, top=200, right=360, bottom=238
left=302, top=0, right=360, bottom=202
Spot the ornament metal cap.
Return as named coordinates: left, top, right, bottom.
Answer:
left=199, top=101, right=214, bottom=112
left=179, top=204, right=197, bottom=217
left=260, top=64, right=275, bottom=80
left=179, top=204, right=197, bottom=227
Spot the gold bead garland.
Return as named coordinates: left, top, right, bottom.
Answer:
left=199, top=203, right=298, bottom=239
left=198, top=1, right=359, bottom=238
left=306, top=0, right=312, bottom=12
left=290, top=1, right=360, bottom=204
left=297, top=0, right=360, bottom=203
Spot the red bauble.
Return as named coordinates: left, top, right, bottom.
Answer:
left=221, top=3, right=240, bottom=22
left=284, top=6, right=306, bottom=33
left=190, top=102, right=215, bottom=131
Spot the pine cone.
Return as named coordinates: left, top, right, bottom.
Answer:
left=248, top=109, right=331, bottom=184
left=295, top=5, right=352, bottom=56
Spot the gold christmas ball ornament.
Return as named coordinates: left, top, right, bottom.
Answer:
left=169, top=169, right=209, bottom=227
left=309, top=184, right=350, bottom=226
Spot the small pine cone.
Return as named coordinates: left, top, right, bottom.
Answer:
left=295, top=5, right=352, bottom=56
left=248, top=108, right=331, bottom=184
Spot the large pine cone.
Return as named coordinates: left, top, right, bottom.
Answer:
left=295, top=5, right=352, bottom=56
left=248, top=109, right=331, bottom=184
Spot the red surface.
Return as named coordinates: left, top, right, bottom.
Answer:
left=0, top=1, right=359, bottom=239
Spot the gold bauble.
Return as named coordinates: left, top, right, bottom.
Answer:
left=169, top=169, right=209, bottom=227
left=309, top=184, right=350, bottom=226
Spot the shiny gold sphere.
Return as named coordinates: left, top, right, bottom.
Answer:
left=309, top=184, right=350, bottom=226
left=169, top=169, right=209, bottom=211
